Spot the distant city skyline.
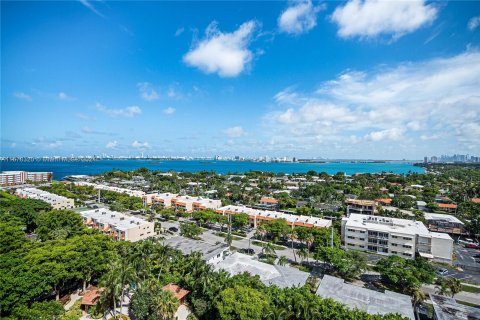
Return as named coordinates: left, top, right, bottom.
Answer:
left=1, top=1, right=480, bottom=158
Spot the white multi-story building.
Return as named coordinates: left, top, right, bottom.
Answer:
left=216, top=205, right=332, bottom=229
left=1, top=171, right=52, bottom=186
left=80, top=208, right=154, bottom=242
left=342, top=214, right=453, bottom=263
left=15, top=187, right=74, bottom=210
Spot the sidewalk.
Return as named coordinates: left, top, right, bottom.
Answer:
left=422, top=284, right=480, bottom=305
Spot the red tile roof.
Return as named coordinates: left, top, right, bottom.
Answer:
left=375, top=198, right=392, bottom=205
left=260, top=197, right=279, bottom=204
left=162, top=284, right=190, bottom=300
left=438, top=203, right=457, bottom=209
left=471, top=198, right=480, bottom=203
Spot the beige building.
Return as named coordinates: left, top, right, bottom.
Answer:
left=80, top=208, right=154, bottom=242
left=346, top=199, right=377, bottom=216
left=342, top=214, right=453, bottom=263
left=16, top=187, right=74, bottom=210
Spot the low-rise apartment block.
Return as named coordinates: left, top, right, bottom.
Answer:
left=1, top=171, right=52, bottom=186
left=80, top=208, right=154, bottom=242
left=216, top=205, right=332, bottom=229
left=74, top=182, right=145, bottom=198
left=16, top=187, right=74, bottom=210
left=172, top=195, right=222, bottom=212
left=256, top=197, right=279, bottom=210
left=346, top=199, right=376, bottom=216
left=424, top=212, right=466, bottom=235
left=342, top=214, right=453, bottom=263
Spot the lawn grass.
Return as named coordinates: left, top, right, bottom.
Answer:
left=461, top=284, right=480, bottom=293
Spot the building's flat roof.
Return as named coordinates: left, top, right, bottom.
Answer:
left=429, top=294, right=480, bottom=320
left=344, top=214, right=429, bottom=236
left=81, top=208, right=152, bottom=231
left=16, top=187, right=72, bottom=204
left=344, top=214, right=453, bottom=241
left=214, top=252, right=309, bottom=288
left=346, top=199, right=376, bottom=206
left=163, top=236, right=228, bottom=262
left=316, top=275, right=414, bottom=320
left=424, top=213, right=464, bottom=225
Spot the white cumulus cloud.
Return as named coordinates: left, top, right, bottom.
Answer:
left=183, top=21, right=257, bottom=77
left=225, top=126, right=245, bottom=138
left=106, top=141, right=118, bottom=149
left=265, top=50, right=480, bottom=156
left=468, top=16, right=480, bottom=31
left=278, top=0, right=323, bottom=35
left=58, top=92, right=74, bottom=101
left=137, top=82, right=159, bottom=101
left=96, top=103, right=142, bottom=117
left=163, top=107, right=176, bottom=115
left=132, top=140, right=151, bottom=149
left=13, top=92, right=32, bottom=101
left=364, top=128, right=405, bottom=141
left=331, top=0, right=437, bottom=39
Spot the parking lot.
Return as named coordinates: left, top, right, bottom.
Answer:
left=455, top=244, right=480, bottom=267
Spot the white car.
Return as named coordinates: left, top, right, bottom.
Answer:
left=436, top=268, right=448, bottom=276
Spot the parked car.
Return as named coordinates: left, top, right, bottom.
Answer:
left=459, top=238, right=475, bottom=245
left=168, top=226, right=179, bottom=233
left=466, top=243, right=480, bottom=249
left=238, top=248, right=255, bottom=255
left=473, top=254, right=480, bottom=258
left=436, top=268, right=448, bottom=276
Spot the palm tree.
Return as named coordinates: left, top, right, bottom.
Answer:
left=264, top=242, right=276, bottom=257
left=287, top=231, right=298, bottom=263
left=266, top=307, right=292, bottom=320
left=277, top=256, right=288, bottom=266
left=305, top=235, right=314, bottom=263
left=98, top=266, right=122, bottom=318
left=446, top=277, right=462, bottom=298
left=105, top=257, right=138, bottom=317
left=411, top=287, right=426, bottom=320
left=154, top=290, right=179, bottom=320
left=297, top=247, right=309, bottom=263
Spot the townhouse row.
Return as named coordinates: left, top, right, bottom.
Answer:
left=74, top=181, right=146, bottom=198
left=142, top=192, right=222, bottom=212
left=15, top=187, right=75, bottom=210
left=216, top=205, right=332, bottom=229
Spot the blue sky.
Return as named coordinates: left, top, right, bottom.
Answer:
left=1, top=1, right=479, bottom=159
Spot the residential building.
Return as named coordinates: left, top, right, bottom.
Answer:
left=74, top=182, right=145, bottom=198
left=80, top=208, right=154, bottom=242
left=424, top=213, right=466, bottom=235
left=163, top=236, right=229, bottom=265
left=149, top=192, right=179, bottom=208
left=15, top=187, right=74, bottom=209
left=256, top=197, right=279, bottom=210
left=216, top=205, right=332, bottom=229
left=342, top=214, right=453, bottom=263
left=171, top=195, right=221, bottom=212
left=215, top=252, right=310, bottom=288
left=346, top=199, right=377, bottom=216
left=375, top=198, right=392, bottom=206
left=429, top=294, right=480, bottom=320
left=437, top=203, right=457, bottom=213
left=1, top=171, right=52, bottom=186
left=316, top=275, right=414, bottom=320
